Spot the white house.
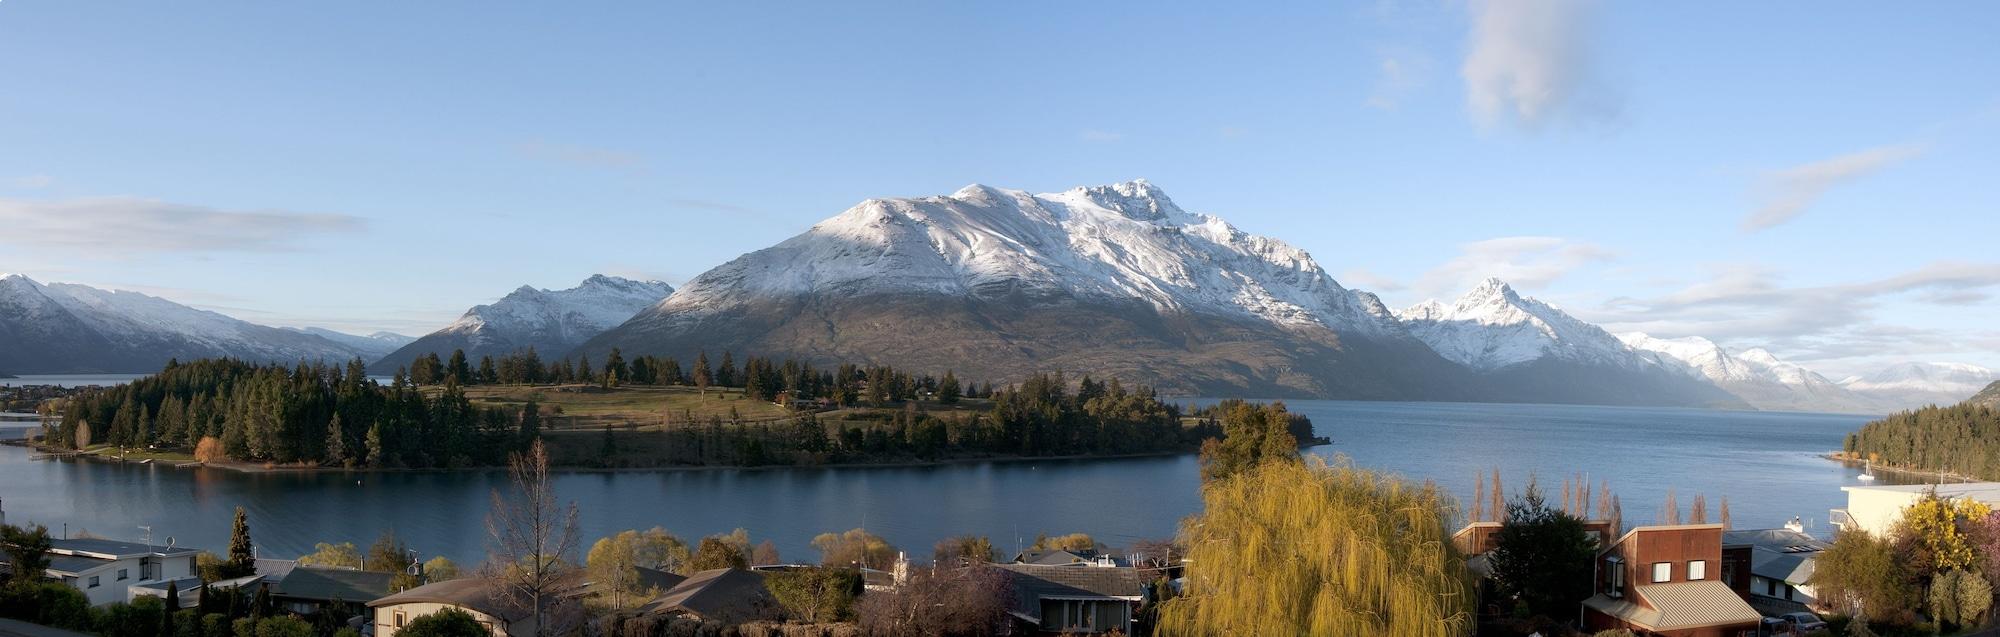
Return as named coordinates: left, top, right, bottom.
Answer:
left=40, top=538, right=203, bottom=606
left=1831, top=482, right=2000, bottom=538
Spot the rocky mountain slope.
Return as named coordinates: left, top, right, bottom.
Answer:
left=1618, top=333, right=1875, bottom=412
left=0, top=274, right=366, bottom=373
left=286, top=327, right=414, bottom=360
left=371, top=275, right=672, bottom=372
left=582, top=181, right=1730, bottom=405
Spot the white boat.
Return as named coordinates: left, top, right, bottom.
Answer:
left=1858, top=460, right=1876, bottom=481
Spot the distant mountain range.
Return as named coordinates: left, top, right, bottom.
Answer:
left=0, top=274, right=393, bottom=374
left=368, top=275, right=672, bottom=373
left=6, top=180, right=1992, bottom=414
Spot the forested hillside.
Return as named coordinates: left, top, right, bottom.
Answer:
left=1843, top=401, right=2000, bottom=480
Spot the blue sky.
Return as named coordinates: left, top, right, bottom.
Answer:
left=2, top=1, right=1996, bottom=378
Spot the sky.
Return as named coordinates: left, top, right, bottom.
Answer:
left=2, top=1, right=1997, bottom=379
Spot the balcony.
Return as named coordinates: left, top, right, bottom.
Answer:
left=1829, top=508, right=1854, bottom=531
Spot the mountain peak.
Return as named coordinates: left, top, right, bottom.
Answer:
left=1064, top=179, right=1182, bottom=221
left=1468, top=277, right=1522, bottom=302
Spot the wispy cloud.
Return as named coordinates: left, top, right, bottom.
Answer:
left=1078, top=129, right=1125, bottom=143
left=7, top=175, right=54, bottom=189
left=1366, top=52, right=1430, bottom=110
left=1415, top=236, right=1615, bottom=298
left=1340, top=267, right=1406, bottom=292
left=1461, top=0, right=1617, bottom=129
left=1589, top=261, right=2000, bottom=365
left=1743, top=143, right=1926, bottom=232
left=0, top=196, right=366, bottom=257
left=516, top=140, right=648, bottom=174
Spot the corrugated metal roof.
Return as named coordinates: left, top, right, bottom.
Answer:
left=1634, top=581, right=1763, bottom=629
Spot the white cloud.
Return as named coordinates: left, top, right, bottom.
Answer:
left=1079, top=129, right=1125, bottom=143
left=1461, top=0, right=1616, bottom=129
left=0, top=196, right=366, bottom=256
left=1587, top=261, right=2000, bottom=370
left=1743, top=143, right=1926, bottom=232
left=1414, top=236, right=1615, bottom=298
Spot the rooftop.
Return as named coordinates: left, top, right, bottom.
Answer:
left=274, top=566, right=395, bottom=603
left=994, top=564, right=1146, bottom=624
left=367, top=578, right=520, bottom=620
left=49, top=537, right=199, bottom=559
left=639, top=568, right=781, bottom=624
left=1584, top=581, right=1761, bottom=631
left=1841, top=482, right=2000, bottom=500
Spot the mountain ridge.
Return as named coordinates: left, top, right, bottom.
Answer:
left=370, top=275, right=673, bottom=373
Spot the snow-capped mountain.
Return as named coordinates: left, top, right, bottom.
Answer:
left=1618, top=333, right=1873, bottom=412
left=1398, top=278, right=1650, bottom=372
left=650, top=180, right=1402, bottom=338
left=0, top=274, right=369, bottom=373
left=1840, top=362, right=1998, bottom=408
left=1393, top=279, right=1745, bottom=407
left=582, top=180, right=1471, bottom=399
left=285, top=327, right=415, bottom=359
left=371, top=275, right=672, bottom=372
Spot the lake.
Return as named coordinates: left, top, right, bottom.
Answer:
left=0, top=400, right=1884, bottom=567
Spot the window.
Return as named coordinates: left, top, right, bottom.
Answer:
left=188, top=557, right=199, bottom=576
left=1651, top=562, right=1672, bottom=583
left=1606, top=557, right=1625, bottom=597
left=89, top=576, right=101, bottom=588
left=118, top=568, right=129, bottom=581
left=393, top=611, right=406, bottom=628
left=1688, top=560, right=1707, bottom=580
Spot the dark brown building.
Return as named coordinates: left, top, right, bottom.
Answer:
left=1581, top=524, right=1762, bottom=637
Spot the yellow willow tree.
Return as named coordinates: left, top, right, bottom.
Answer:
left=1158, top=456, right=1474, bottom=637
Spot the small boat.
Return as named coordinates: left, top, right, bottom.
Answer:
left=1858, top=460, right=1876, bottom=481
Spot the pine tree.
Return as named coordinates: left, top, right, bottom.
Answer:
left=605, top=348, right=628, bottom=388
left=519, top=400, right=542, bottom=446
left=577, top=354, right=595, bottom=384
left=325, top=414, right=349, bottom=466
left=478, top=356, right=498, bottom=385
left=938, top=370, right=961, bottom=404
left=717, top=351, right=737, bottom=388
left=693, top=352, right=713, bottom=394
left=447, top=350, right=472, bottom=385
left=365, top=423, right=387, bottom=467
left=227, top=507, right=255, bottom=578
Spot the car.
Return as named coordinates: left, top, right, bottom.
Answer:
left=1760, top=616, right=1790, bottom=635
left=1781, top=612, right=1828, bottom=632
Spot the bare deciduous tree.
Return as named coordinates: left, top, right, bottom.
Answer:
left=485, top=439, right=582, bottom=636
left=858, top=565, right=1014, bottom=637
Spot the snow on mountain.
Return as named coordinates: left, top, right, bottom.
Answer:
left=1618, top=332, right=1876, bottom=412
left=1398, top=278, right=1649, bottom=372
left=648, top=180, right=1401, bottom=338
left=285, top=327, right=415, bottom=359
left=0, top=274, right=367, bottom=373
left=1841, top=362, right=1996, bottom=396
left=371, top=275, right=672, bottom=371
left=1837, top=362, right=1998, bottom=410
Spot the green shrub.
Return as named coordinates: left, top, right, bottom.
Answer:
left=400, top=608, right=489, bottom=637
left=202, top=612, right=231, bottom=637
left=252, top=616, right=314, bottom=637
left=0, top=582, right=94, bottom=630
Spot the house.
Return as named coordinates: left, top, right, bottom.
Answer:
left=1581, top=524, right=1763, bottom=637
left=2, top=537, right=205, bottom=606
left=368, top=578, right=526, bottom=637
left=572, top=566, right=685, bottom=608
left=1831, top=482, right=2000, bottom=537
left=638, top=567, right=784, bottom=625
left=994, top=563, right=1146, bottom=636
left=126, top=577, right=201, bottom=607
left=270, top=564, right=397, bottom=618
left=1721, top=525, right=1831, bottom=615
left=1012, top=548, right=1125, bottom=568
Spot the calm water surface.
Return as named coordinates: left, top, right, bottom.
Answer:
left=0, top=400, right=1882, bottom=566
left=0, top=374, right=149, bottom=388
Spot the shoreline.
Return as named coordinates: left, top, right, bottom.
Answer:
left=7, top=439, right=1201, bottom=475
left=1823, top=451, right=1985, bottom=483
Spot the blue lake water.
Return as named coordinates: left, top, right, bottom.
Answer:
left=0, top=400, right=1883, bottom=567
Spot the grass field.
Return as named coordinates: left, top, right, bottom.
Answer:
left=447, top=384, right=794, bottom=431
